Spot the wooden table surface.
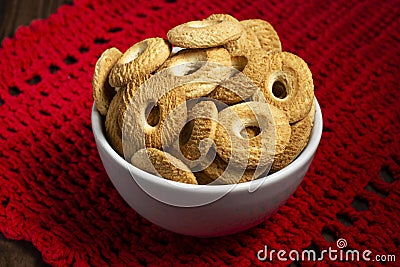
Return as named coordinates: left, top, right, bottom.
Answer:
left=0, top=1, right=73, bottom=266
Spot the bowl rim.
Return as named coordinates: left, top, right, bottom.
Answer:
left=92, top=97, right=323, bottom=193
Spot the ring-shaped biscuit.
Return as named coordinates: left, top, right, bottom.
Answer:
left=205, top=14, right=260, bottom=56
left=179, top=101, right=218, bottom=161
left=92, top=47, right=122, bottom=115
left=160, top=47, right=231, bottom=99
left=247, top=51, right=314, bottom=123
left=167, top=19, right=243, bottom=49
left=105, top=88, right=124, bottom=155
left=205, top=13, right=237, bottom=22
left=206, top=15, right=261, bottom=56
left=202, top=155, right=260, bottom=184
left=117, top=77, right=154, bottom=130
left=165, top=100, right=218, bottom=171
left=207, top=54, right=259, bottom=105
left=194, top=171, right=216, bottom=185
left=271, top=99, right=316, bottom=172
left=109, top=37, right=171, bottom=87
left=240, top=19, right=282, bottom=53
left=131, top=148, right=198, bottom=184
left=226, top=21, right=260, bottom=56
left=241, top=125, right=261, bottom=139
left=215, top=101, right=291, bottom=169
left=161, top=47, right=232, bottom=70
left=122, top=75, right=187, bottom=158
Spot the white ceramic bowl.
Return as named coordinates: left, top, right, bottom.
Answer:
left=92, top=98, right=323, bottom=237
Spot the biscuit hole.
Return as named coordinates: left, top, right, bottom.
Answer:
left=272, top=81, right=288, bottom=99
left=231, top=56, right=248, bottom=71
left=145, top=103, right=160, bottom=127
left=240, top=126, right=261, bottom=139
left=9, top=86, right=22, bottom=96
left=179, top=120, right=195, bottom=146
left=187, top=20, right=221, bottom=29
left=120, top=42, right=148, bottom=64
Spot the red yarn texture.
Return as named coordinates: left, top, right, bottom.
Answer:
left=0, top=0, right=399, bottom=266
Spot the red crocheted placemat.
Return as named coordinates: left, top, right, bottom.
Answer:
left=0, top=0, right=399, bottom=266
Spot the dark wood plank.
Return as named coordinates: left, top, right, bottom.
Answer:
left=0, top=1, right=73, bottom=265
left=0, top=0, right=73, bottom=41
left=0, top=233, right=50, bottom=267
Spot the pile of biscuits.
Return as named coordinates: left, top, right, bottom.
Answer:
left=92, top=14, right=315, bottom=185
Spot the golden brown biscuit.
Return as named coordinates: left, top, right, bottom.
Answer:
left=117, top=78, right=154, bottom=131
left=167, top=19, right=243, bottom=48
left=207, top=51, right=266, bottom=105
left=207, top=85, right=243, bottom=105
left=215, top=101, right=291, bottom=169
left=121, top=75, right=187, bottom=158
left=131, top=148, right=198, bottom=184
left=207, top=74, right=258, bottom=106
left=179, top=101, right=218, bottom=160
left=271, top=99, right=316, bottom=172
left=202, top=155, right=261, bottom=184
left=205, top=14, right=261, bottom=56
left=161, top=47, right=232, bottom=69
left=92, top=47, right=122, bottom=115
left=105, top=88, right=124, bottom=155
left=165, top=100, right=218, bottom=171
left=95, top=15, right=317, bottom=186
left=109, top=37, right=171, bottom=87
left=194, top=171, right=216, bottom=185
left=205, top=13, right=237, bottom=22
left=247, top=51, right=314, bottom=123
left=159, top=47, right=231, bottom=99
left=240, top=19, right=281, bottom=53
